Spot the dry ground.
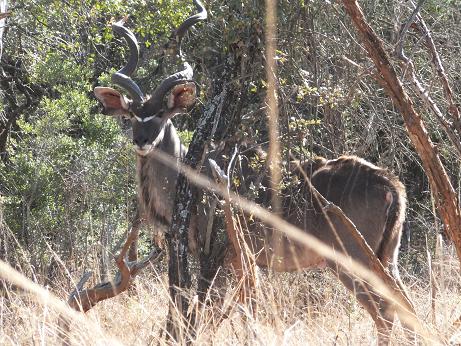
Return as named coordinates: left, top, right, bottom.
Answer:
left=1, top=242, right=461, bottom=345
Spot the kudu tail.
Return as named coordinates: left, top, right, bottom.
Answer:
left=376, top=175, right=409, bottom=294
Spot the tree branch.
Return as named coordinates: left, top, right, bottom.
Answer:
left=412, top=10, right=461, bottom=134
left=60, top=222, right=162, bottom=345
left=394, top=0, right=461, bottom=158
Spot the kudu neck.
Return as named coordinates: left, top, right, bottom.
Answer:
left=136, top=120, right=184, bottom=164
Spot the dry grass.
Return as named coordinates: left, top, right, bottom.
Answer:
left=1, top=241, right=461, bottom=345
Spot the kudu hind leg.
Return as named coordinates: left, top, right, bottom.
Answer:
left=334, top=270, right=395, bottom=345
left=387, top=261, right=418, bottom=344
left=379, top=232, right=417, bottom=342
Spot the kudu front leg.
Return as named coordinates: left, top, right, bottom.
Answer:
left=209, top=159, right=258, bottom=315
left=224, top=218, right=258, bottom=316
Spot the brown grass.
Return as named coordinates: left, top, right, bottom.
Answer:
left=1, top=240, right=461, bottom=345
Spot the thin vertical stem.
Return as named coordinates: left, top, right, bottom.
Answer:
left=265, top=0, right=281, bottom=213
left=265, top=0, right=284, bottom=270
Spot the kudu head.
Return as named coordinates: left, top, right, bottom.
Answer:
left=94, top=0, right=207, bottom=156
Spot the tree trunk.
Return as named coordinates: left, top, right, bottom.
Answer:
left=166, top=90, right=227, bottom=341
left=166, top=28, right=260, bottom=339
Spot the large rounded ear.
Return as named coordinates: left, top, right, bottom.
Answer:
left=94, top=87, right=131, bottom=116
left=165, top=82, right=197, bottom=116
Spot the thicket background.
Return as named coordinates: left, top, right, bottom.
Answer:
left=1, top=0, right=460, bottom=312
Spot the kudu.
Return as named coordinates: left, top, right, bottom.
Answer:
left=93, top=1, right=409, bottom=344
left=211, top=151, right=410, bottom=344
left=94, top=0, right=207, bottom=253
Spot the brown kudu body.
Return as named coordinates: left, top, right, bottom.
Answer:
left=237, top=154, right=405, bottom=274
left=93, top=1, right=408, bottom=344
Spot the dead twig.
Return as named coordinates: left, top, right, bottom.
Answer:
left=59, top=223, right=163, bottom=346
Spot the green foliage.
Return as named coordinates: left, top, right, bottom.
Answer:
left=32, top=53, right=93, bottom=90
left=0, top=85, right=135, bottom=270
left=1, top=0, right=196, bottom=279
left=178, top=130, right=194, bottom=147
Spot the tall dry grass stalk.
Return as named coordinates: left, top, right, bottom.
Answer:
left=264, top=0, right=281, bottom=211
left=264, top=0, right=286, bottom=271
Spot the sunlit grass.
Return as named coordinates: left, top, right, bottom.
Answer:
left=1, top=240, right=460, bottom=345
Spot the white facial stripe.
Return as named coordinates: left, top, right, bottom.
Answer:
left=133, top=115, right=156, bottom=123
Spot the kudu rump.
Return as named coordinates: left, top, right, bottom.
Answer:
left=94, top=1, right=409, bottom=343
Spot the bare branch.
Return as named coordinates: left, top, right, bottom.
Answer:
left=209, top=158, right=258, bottom=314
left=67, top=272, right=92, bottom=302
left=394, top=0, right=461, bottom=157
left=60, top=222, right=163, bottom=345
left=67, top=237, right=162, bottom=313
left=403, top=60, right=461, bottom=157
left=394, top=0, right=426, bottom=61
left=412, top=12, right=461, bottom=134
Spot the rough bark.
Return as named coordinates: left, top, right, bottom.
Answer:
left=166, top=31, right=262, bottom=338
left=341, top=0, right=461, bottom=264
left=165, top=91, right=226, bottom=341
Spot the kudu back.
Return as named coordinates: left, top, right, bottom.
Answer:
left=93, top=1, right=408, bottom=343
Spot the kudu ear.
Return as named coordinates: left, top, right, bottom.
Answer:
left=94, top=87, right=131, bottom=116
left=164, top=82, right=197, bottom=118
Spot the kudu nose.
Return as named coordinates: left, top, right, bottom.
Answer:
left=133, top=137, right=149, bottom=147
